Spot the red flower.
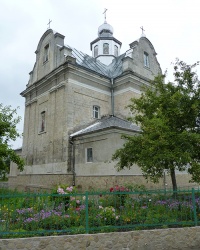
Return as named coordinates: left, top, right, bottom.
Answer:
left=110, top=185, right=129, bottom=192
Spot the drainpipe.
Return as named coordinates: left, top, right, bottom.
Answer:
left=69, top=137, right=76, bottom=186
left=111, top=78, right=114, bottom=116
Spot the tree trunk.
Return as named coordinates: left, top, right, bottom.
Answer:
left=170, top=168, right=177, bottom=193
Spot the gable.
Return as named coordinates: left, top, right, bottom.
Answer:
left=129, top=37, right=162, bottom=80
left=28, top=29, right=65, bottom=86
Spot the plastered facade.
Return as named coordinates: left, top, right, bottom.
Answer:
left=10, top=24, right=184, bottom=191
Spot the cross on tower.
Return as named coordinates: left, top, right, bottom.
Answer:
left=140, top=26, right=145, bottom=35
left=103, top=8, right=108, bottom=21
left=47, top=19, right=52, bottom=29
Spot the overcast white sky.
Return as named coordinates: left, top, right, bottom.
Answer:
left=0, top=0, right=200, bottom=148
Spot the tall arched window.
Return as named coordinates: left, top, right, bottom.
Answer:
left=114, top=45, right=118, bottom=57
left=40, top=111, right=46, bottom=132
left=94, top=45, right=98, bottom=57
left=43, top=44, right=49, bottom=63
left=103, top=43, right=109, bottom=54
left=144, top=52, right=149, bottom=68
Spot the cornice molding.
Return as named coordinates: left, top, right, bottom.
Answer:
left=68, top=79, right=111, bottom=96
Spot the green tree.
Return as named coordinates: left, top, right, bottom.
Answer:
left=0, top=104, right=24, bottom=178
left=112, top=60, right=200, bottom=191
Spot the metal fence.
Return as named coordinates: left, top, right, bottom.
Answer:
left=1, top=187, right=200, bottom=238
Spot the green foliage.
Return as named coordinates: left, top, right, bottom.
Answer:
left=0, top=104, right=24, bottom=174
left=112, top=59, right=200, bottom=190
left=50, top=184, right=77, bottom=209
left=1, top=188, right=200, bottom=238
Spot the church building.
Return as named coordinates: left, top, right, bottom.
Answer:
left=9, top=16, right=165, bottom=191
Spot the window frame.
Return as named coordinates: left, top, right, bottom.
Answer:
left=43, top=44, right=49, bottom=63
left=94, top=45, right=98, bottom=57
left=114, top=45, right=118, bottom=57
left=86, top=148, right=93, bottom=163
left=103, top=43, right=109, bottom=54
left=143, top=52, right=149, bottom=68
left=93, top=105, right=100, bottom=119
left=40, top=111, right=46, bottom=133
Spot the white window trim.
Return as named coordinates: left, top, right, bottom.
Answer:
left=114, top=45, right=118, bottom=57
left=94, top=45, right=98, bottom=57
left=103, top=43, right=109, bottom=54
left=93, top=105, right=100, bottom=119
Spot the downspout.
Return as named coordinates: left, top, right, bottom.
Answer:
left=69, top=137, right=76, bottom=186
left=111, top=78, right=114, bottom=116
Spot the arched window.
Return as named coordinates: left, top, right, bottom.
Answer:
left=103, top=43, right=109, bottom=54
left=144, top=52, right=149, bottom=68
left=43, top=44, right=49, bottom=63
left=40, top=111, right=46, bottom=132
left=94, top=45, right=98, bottom=57
left=114, top=45, right=118, bottom=57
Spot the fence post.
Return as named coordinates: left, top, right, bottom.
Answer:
left=85, top=191, right=89, bottom=233
left=192, top=188, right=197, bottom=226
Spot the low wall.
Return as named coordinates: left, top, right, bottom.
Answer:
left=0, top=182, right=8, bottom=188
left=1, top=227, right=200, bottom=250
left=8, top=173, right=197, bottom=192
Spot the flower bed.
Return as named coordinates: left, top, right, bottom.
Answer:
left=0, top=186, right=200, bottom=238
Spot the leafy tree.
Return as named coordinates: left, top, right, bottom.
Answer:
left=0, top=156, right=10, bottom=180
left=0, top=104, right=24, bottom=178
left=112, top=60, right=200, bottom=191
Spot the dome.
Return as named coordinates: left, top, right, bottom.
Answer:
left=98, top=20, right=113, bottom=37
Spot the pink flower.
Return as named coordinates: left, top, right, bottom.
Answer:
left=66, top=186, right=73, bottom=192
left=57, top=187, right=65, bottom=194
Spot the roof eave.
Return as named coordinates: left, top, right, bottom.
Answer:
left=70, top=125, right=141, bottom=139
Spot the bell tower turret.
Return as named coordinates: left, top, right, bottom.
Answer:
left=90, top=11, right=122, bottom=65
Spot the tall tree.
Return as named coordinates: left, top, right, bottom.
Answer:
left=0, top=104, right=24, bottom=177
left=112, top=60, right=200, bottom=191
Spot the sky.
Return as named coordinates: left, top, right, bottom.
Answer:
left=0, top=0, right=200, bottom=149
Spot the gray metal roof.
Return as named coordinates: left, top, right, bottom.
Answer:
left=67, top=45, right=125, bottom=78
left=70, top=116, right=140, bottom=138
